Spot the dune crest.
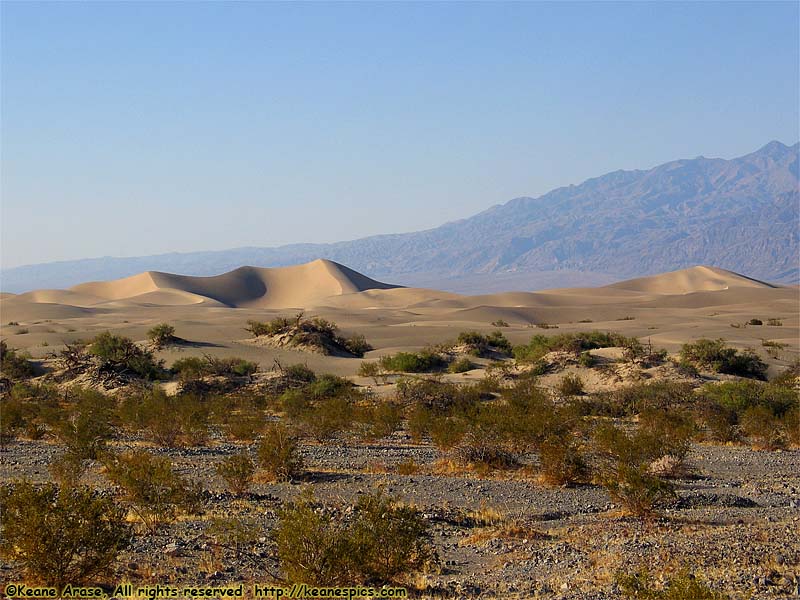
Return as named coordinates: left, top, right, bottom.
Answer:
left=606, top=266, right=776, bottom=295
left=55, top=259, right=400, bottom=309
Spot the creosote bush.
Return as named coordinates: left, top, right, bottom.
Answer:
left=103, top=450, right=200, bottom=532
left=557, top=373, right=585, bottom=396
left=147, top=323, right=177, bottom=348
left=172, top=355, right=258, bottom=381
left=514, top=331, right=639, bottom=362
left=380, top=350, right=447, bottom=373
left=89, top=331, right=165, bottom=380
left=0, top=481, right=131, bottom=586
left=448, top=356, right=474, bottom=374
left=273, top=489, right=433, bottom=586
left=257, top=423, right=303, bottom=481
left=616, top=569, right=730, bottom=600
left=456, top=330, right=512, bottom=357
left=0, top=340, right=37, bottom=380
left=216, top=453, right=256, bottom=496
left=679, top=338, right=767, bottom=379
left=246, top=314, right=372, bottom=357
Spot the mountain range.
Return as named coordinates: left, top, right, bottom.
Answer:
left=2, top=140, right=797, bottom=294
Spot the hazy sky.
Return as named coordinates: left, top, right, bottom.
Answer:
left=2, top=1, right=798, bottom=269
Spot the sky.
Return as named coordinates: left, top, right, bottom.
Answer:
left=1, top=1, right=798, bottom=269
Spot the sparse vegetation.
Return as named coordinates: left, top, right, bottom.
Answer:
left=616, top=569, right=730, bottom=599
left=0, top=340, right=37, bottom=380
left=514, top=331, right=639, bottom=362
left=216, top=453, right=256, bottom=496
left=257, top=423, right=303, bottom=481
left=103, top=450, right=200, bottom=532
left=147, top=322, right=177, bottom=348
left=679, top=338, right=767, bottom=379
left=0, top=481, right=131, bottom=586
left=273, top=489, right=432, bottom=586
left=380, top=350, right=447, bottom=373
left=246, top=313, right=372, bottom=357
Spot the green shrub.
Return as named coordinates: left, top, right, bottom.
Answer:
left=0, top=481, right=131, bottom=586
left=283, top=363, right=317, bottom=383
left=216, top=453, right=256, bottom=496
left=49, top=453, right=88, bottom=488
left=257, top=423, right=303, bottom=481
left=273, top=489, right=432, bottom=586
left=89, top=332, right=165, bottom=380
left=120, top=389, right=209, bottom=447
left=679, top=339, right=767, bottom=379
left=448, top=357, right=474, bottom=373
left=300, top=396, right=355, bottom=441
left=456, top=330, right=512, bottom=357
left=616, top=569, right=729, bottom=599
left=56, top=388, right=116, bottom=460
left=225, top=411, right=263, bottom=441
left=246, top=315, right=371, bottom=356
left=103, top=450, right=199, bottom=532
left=539, top=435, right=589, bottom=486
left=358, top=401, right=403, bottom=441
left=592, top=423, right=677, bottom=517
left=147, top=323, right=176, bottom=348
left=358, top=361, right=386, bottom=385
left=514, top=331, right=638, bottom=362
left=380, top=350, right=447, bottom=373
left=557, top=373, right=585, bottom=396
left=0, top=340, right=37, bottom=380
left=740, top=405, right=785, bottom=450
left=747, top=318, right=763, bottom=326
left=578, top=351, right=595, bottom=367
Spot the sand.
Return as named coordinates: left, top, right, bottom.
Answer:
left=1, top=260, right=797, bottom=378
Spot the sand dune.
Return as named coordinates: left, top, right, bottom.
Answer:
left=46, top=259, right=401, bottom=309
left=607, top=266, right=776, bottom=295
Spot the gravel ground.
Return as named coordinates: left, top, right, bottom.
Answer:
left=1, top=435, right=798, bottom=599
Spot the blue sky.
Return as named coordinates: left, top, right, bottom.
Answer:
left=2, top=1, right=798, bottom=269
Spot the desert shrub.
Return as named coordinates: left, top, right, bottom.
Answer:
left=0, top=481, right=131, bottom=586
left=448, top=357, right=474, bottom=373
left=147, top=323, right=176, bottom=349
left=358, top=401, right=403, bottom=440
left=380, top=350, right=447, bottom=373
left=766, top=318, right=783, bottom=326
left=246, top=317, right=292, bottom=337
left=396, top=377, right=483, bottom=411
left=170, top=356, right=207, bottom=380
left=49, top=453, right=88, bottom=488
left=347, top=490, right=433, bottom=583
left=103, top=450, right=199, bottom=532
left=89, top=332, right=165, bottom=380
left=578, top=351, right=595, bottom=367
left=0, top=340, right=37, bottom=380
left=300, top=395, right=355, bottom=441
left=616, top=569, right=729, bottom=599
left=592, top=423, right=677, bottom=517
left=203, top=355, right=258, bottom=378
left=342, top=334, right=372, bottom=357
left=514, top=331, right=638, bottom=362
left=56, top=388, right=116, bottom=460
left=225, top=411, right=263, bottom=441
left=257, top=423, right=303, bottom=481
left=740, top=405, right=785, bottom=450
left=492, top=319, right=509, bottom=327
left=216, top=453, right=256, bottom=496
left=308, top=373, right=353, bottom=399
left=171, top=355, right=257, bottom=380
left=608, top=381, right=696, bottom=416
left=747, top=318, right=763, bottom=326
left=557, top=373, right=585, bottom=396
left=679, top=339, right=767, bottom=379
left=120, top=389, right=209, bottom=447
left=539, top=435, right=589, bottom=486
left=358, top=361, right=386, bottom=385
left=273, top=489, right=431, bottom=586
left=247, top=315, right=371, bottom=357
left=283, top=362, right=317, bottom=383
left=456, top=330, right=512, bottom=357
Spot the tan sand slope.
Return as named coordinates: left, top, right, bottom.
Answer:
left=65, top=259, right=399, bottom=308
left=607, top=266, right=776, bottom=295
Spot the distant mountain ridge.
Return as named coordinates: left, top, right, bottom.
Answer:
left=2, top=140, right=797, bottom=293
